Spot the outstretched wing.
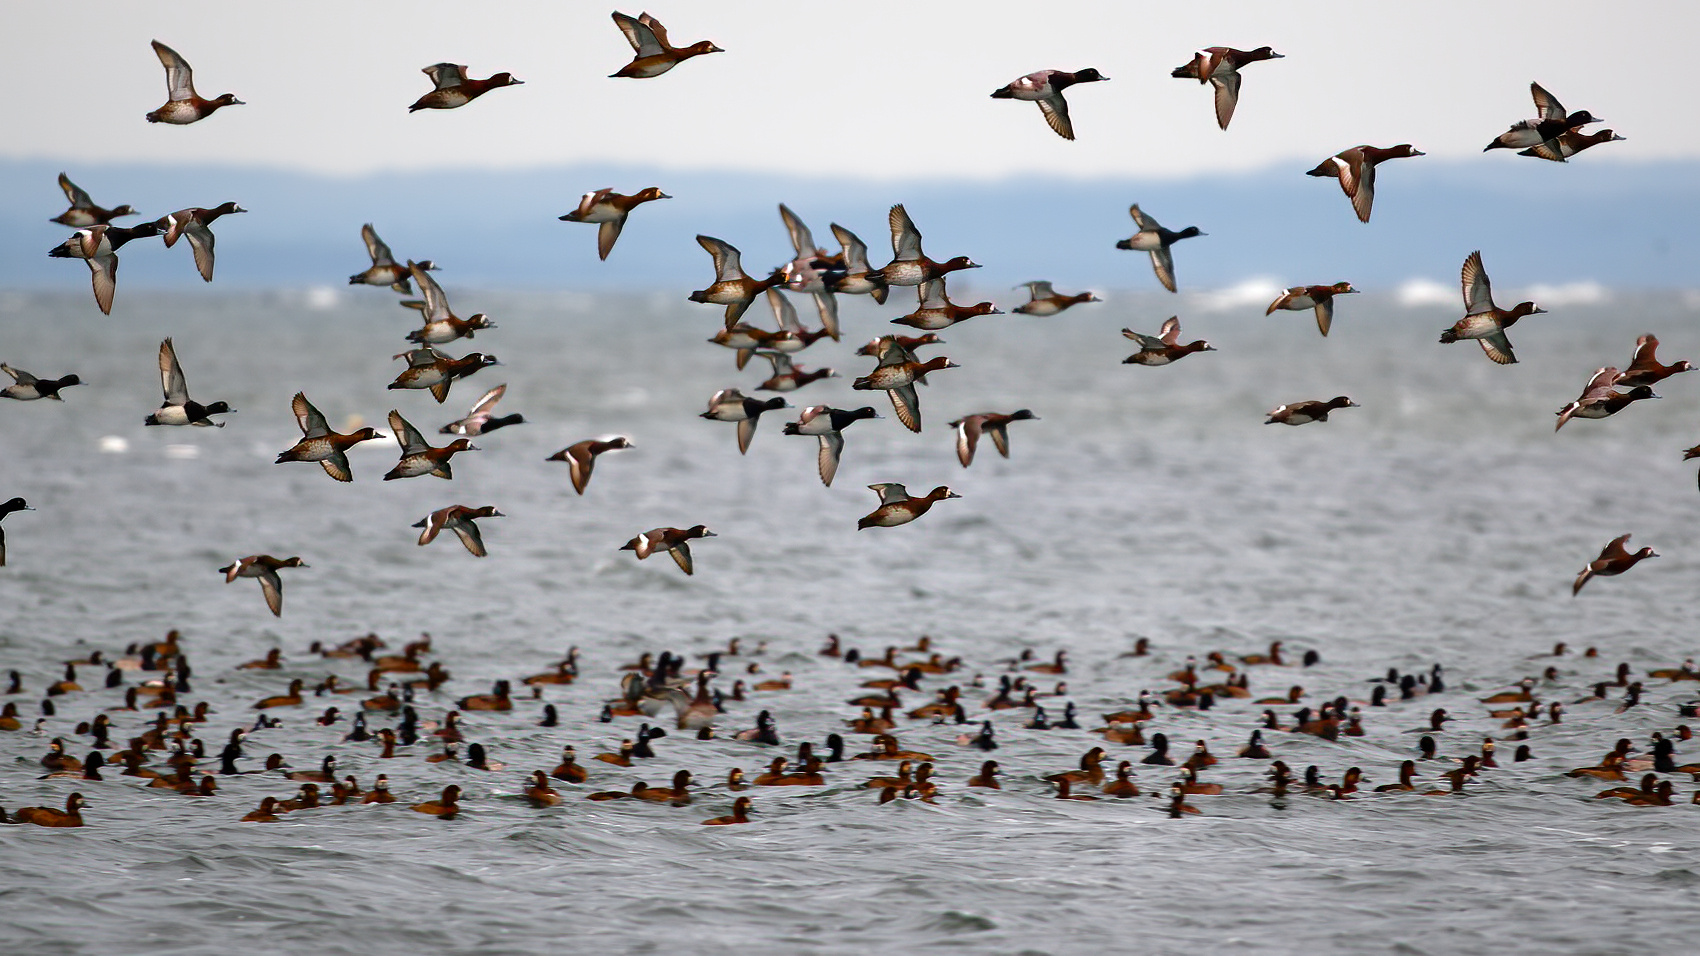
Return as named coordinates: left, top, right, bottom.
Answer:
left=159, top=337, right=189, bottom=403
left=612, top=12, right=664, bottom=57
left=1036, top=94, right=1074, bottom=140
left=292, top=392, right=331, bottom=438
left=1211, top=72, right=1242, bottom=130
left=1530, top=81, right=1566, bottom=122
left=422, top=63, right=469, bottom=90
left=779, top=204, right=817, bottom=257
left=668, top=541, right=694, bottom=575
left=362, top=224, right=395, bottom=266
left=1477, top=331, right=1517, bottom=365
left=256, top=567, right=284, bottom=617
left=887, top=384, right=921, bottom=432
left=817, top=432, right=843, bottom=487
left=954, top=416, right=981, bottom=467
left=58, top=173, right=93, bottom=208
left=388, top=410, right=429, bottom=456
left=1127, top=204, right=1159, bottom=231
left=1460, top=251, right=1494, bottom=315
left=413, top=262, right=451, bottom=322
left=152, top=40, right=196, bottom=102
left=888, top=205, right=922, bottom=260
left=450, top=516, right=488, bottom=557
left=697, top=235, right=744, bottom=281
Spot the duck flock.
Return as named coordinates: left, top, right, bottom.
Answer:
left=4, top=14, right=1699, bottom=835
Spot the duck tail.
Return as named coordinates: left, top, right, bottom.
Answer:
left=1438, top=330, right=1458, bottom=344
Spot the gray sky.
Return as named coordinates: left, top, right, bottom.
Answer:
left=3, top=0, right=1686, bottom=179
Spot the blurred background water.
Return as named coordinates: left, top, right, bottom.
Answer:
left=2, top=287, right=1699, bottom=955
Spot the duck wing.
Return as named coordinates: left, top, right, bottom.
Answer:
left=696, top=235, right=745, bottom=282
left=888, top=205, right=923, bottom=261
left=636, top=13, right=674, bottom=52
left=1149, top=246, right=1177, bottom=293
left=1530, top=82, right=1567, bottom=122
left=449, top=516, right=488, bottom=557
left=767, top=287, right=800, bottom=330
left=779, top=204, right=817, bottom=258
left=159, top=338, right=190, bottom=404
left=1460, top=251, right=1495, bottom=315
left=1159, top=316, right=1182, bottom=346
left=816, top=432, right=844, bottom=487
left=1127, top=204, right=1160, bottom=232
left=869, top=483, right=912, bottom=505
left=152, top=40, right=196, bottom=101
left=58, top=173, right=93, bottom=208
left=611, top=12, right=660, bottom=55
left=887, top=383, right=921, bottom=432
left=953, top=416, right=981, bottom=466
left=596, top=219, right=625, bottom=261
left=1314, top=297, right=1334, bottom=337
left=319, top=452, right=353, bottom=483
left=87, top=254, right=117, bottom=315
left=1477, top=330, right=1517, bottom=365
left=256, top=567, right=284, bottom=617
left=415, top=508, right=449, bottom=546
left=1349, top=158, right=1377, bottom=223
left=1121, top=328, right=1164, bottom=350
left=292, top=392, right=331, bottom=438
left=1210, top=72, right=1241, bottom=130
left=1598, top=534, right=1634, bottom=563
left=388, top=410, right=430, bottom=456
left=831, top=224, right=872, bottom=271
left=362, top=224, right=396, bottom=266
left=1036, top=93, right=1074, bottom=140
left=4, top=364, right=37, bottom=385
left=182, top=221, right=216, bottom=281
left=668, top=541, right=694, bottom=575
left=1021, top=280, right=1054, bottom=301
left=413, top=264, right=451, bottom=323
left=422, top=63, right=469, bottom=90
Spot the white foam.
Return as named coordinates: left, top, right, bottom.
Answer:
left=1190, top=277, right=1284, bottom=312
left=164, top=444, right=201, bottom=460
left=304, top=286, right=341, bottom=311
left=97, top=435, right=129, bottom=454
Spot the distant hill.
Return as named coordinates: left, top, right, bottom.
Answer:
left=3, top=157, right=1695, bottom=296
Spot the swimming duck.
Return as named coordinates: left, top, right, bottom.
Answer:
left=967, top=759, right=1001, bottom=789
left=459, top=680, right=513, bottom=712
left=412, top=785, right=462, bottom=819
left=48, top=221, right=163, bottom=314
left=783, top=405, right=880, bottom=486
left=701, top=796, right=752, bottom=825
left=546, top=436, right=634, bottom=494
left=409, top=63, right=523, bottom=111
left=275, top=392, right=385, bottom=481
left=892, top=278, right=1001, bottom=331
left=550, top=746, right=588, bottom=783
left=1483, top=82, right=1602, bottom=159
left=951, top=410, right=1038, bottom=467
left=1264, top=396, right=1357, bottom=426
left=348, top=225, right=434, bottom=293
left=51, top=173, right=137, bottom=227
left=634, top=770, right=694, bottom=805
left=154, top=203, right=244, bottom=281
left=12, top=793, right=86, bottom=828
left=559, top=186, right=670, bottom=260
left=1170, top=46, right=1282, bottom=130
left=1554, top=367, right=1658, bottom=431
left=689, top=235, right=783, bottom=328
left=219, top=556, right=306, bottom=617
left=413, top=505, right=503, bottom=557
left=146, top=40, right=243, bottom=124
left=1440, top=251, right=1545, bottom=365
left=1115, top=205, right=1204, bottom=292
left=621, top=525, right=716, bottom=575
left=1573, top=534, right=1658, bottom=595
left=852, top=341, right=958, bottom=432
left=1618, top=334, right=1694, bottom=387
left=1266, top=283, right=1357, bottom=337
left=1, top=364, right=81, bottom=401
left=701, top=388, right=788, bottom=453
left=440, top=383, right=523, bottom=436
left=869, top=205, right=979, bottom=288
left=1012, top=281, right=1100, bottom=316
left=989, top=68, right=1109, bottom=140
left=402, top=263, right=495, bottom=345
left=1520, top=128, right=1625, bottom=162
left=754, top=351, right=836, bottom=393
left=857, top=483, right=960, bottom=530
left=385, top=410, right=477, bottom=480
left=388, top=347, right=500, bottom=403
left=145, top=338, right=232, bottom=426
left=1121, top=317, right=1214, bottom=366
left=609, top=11, right=722, bottom=78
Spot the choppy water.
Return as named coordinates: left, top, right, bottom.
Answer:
left=3, top=288, right=1700, bottom=955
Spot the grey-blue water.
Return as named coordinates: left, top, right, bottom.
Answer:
left=3, top=287, right=1699, bottom=955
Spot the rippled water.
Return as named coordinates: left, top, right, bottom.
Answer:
left=3, top=289, right=1700, bottom=955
